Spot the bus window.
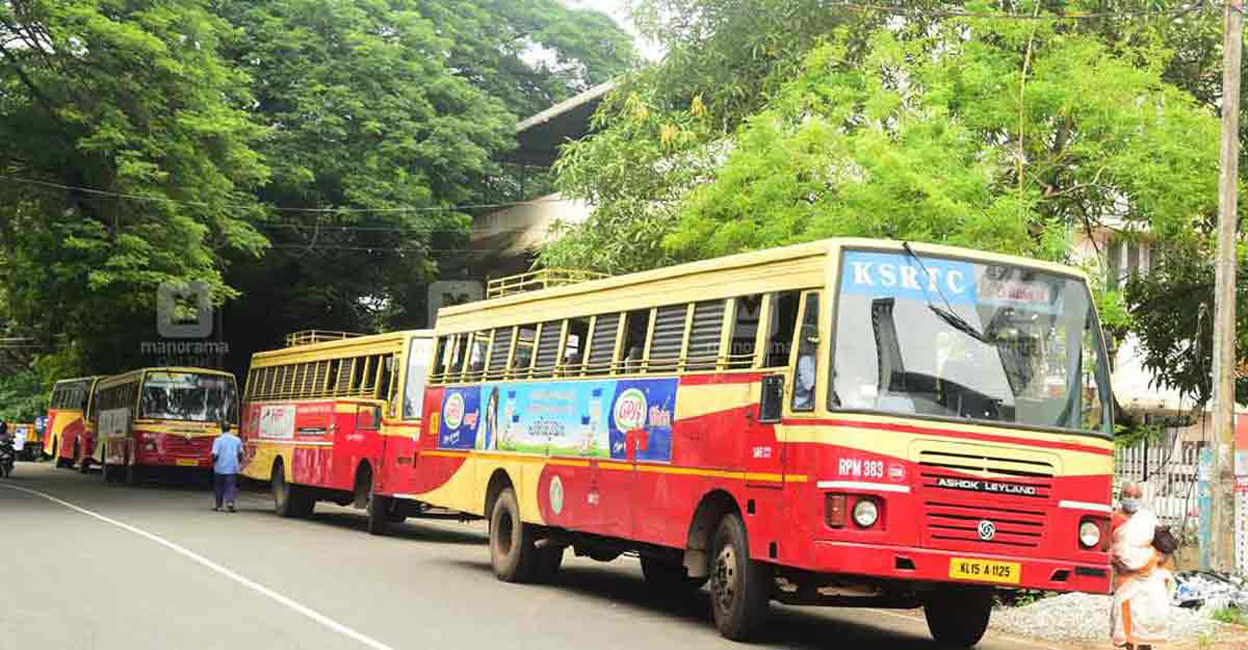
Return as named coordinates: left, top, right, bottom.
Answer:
left=621, top=309, right=651, bottom=374
left=403, top=337, right=434, bottom=419
left=791, top=291, right=821, bottom=411
left=686, top=300, right=726, bottom=372
left=728, top=295, right=763, bottom=369
left=764, top=291, right=802, bottom=368
left=511, top=326, right=535, bottom=377
left=449, top=334, right=468, bottom=380
left=585, top=313, right=620, bottom=376
left=466, top=333, right=488, bottom=381
left=562, top=317, right=590, bottom=375
left=486, top=327, right=513, bottom=380
left=378, top=355, right=395, bottom=403
left=647, top=304, right=688, bottom=373
left=532, top=321, right=563, bottom=378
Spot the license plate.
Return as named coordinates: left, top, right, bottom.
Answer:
left=949, top=558, right=1021, bottom=584
left=176, top=459, right=199, bottom=467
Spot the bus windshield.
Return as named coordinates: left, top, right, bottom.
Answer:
left=141, top=371, right=237, bottom=423
left=832, top=250, right=1112, bottom=436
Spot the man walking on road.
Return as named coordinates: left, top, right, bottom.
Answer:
left=211, top=420, right=244, bottom=512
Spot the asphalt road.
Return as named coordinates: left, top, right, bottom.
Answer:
left=0, top=462, right=1064, bottom=650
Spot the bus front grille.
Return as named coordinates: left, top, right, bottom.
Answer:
left=922, top=501, right=1047, bottom=549
left=163, top=436, right=212, bottom=456
left=917, top=449, right=1055, bottom=478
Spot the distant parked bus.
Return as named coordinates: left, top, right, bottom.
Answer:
left=90, top=367, right=238, bottom=484
left=401, top=240, right=1115, bottom=647
left=239, top=330, right=434, bottom=532
left=44, top=376, right=103, bottom=470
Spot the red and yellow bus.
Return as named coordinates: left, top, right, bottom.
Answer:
left=239, top=330, right=434, bottom=532
left=401, top=239, right=1115, bottom=647
left=44, top=376, right=102, bottom=470
left=91, top=367, right=239, bottom=484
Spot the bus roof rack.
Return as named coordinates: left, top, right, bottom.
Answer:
left=285, top=330, right=364, bottom=348
left=486, top=268, right=608, bottom=299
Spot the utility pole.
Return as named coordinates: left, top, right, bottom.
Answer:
left=1207, top=0, right=1242, bottom=573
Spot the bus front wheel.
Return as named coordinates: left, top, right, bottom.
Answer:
left=709, top=513, right=771, bottom=641
left=489, top=487, right=537, bottom=583
left=923, top=584, right=993, bottom=648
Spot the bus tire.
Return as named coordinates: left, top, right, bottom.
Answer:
left=272, top=463, right=312, bottom=518
left=923, top=584, right=992, bottom=648
left=489, top=487, right=536, bottom=583
left=366, top=490, right=391, bottom=536
left=126, top=464, right=143, bottom=487
left=641, top=555, right=707, bottom=592
left=709, top=513, right=771, bottom=641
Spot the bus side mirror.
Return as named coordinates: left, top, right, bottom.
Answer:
left=759, top=375, right=784, bottom=423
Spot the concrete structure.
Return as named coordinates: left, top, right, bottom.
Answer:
left=469, top=82, right=615, bottom=279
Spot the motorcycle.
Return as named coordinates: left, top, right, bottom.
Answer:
left=0, top=439, right=15, bottom=478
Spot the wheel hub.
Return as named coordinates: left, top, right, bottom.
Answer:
left=712, top=545, right=737, bottom=612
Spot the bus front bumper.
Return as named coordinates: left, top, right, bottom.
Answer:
left=810, top=540, right=1111, bottom=595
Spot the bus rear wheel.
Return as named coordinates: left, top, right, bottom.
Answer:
left=641, top=556, right=707, bottom=592
left=272, top=463, right=313, bottom=518
left=489, top=487, right=537, bottom=583
left=366, top=488, right=393, bottom=536
left=923, top=584, right=993, bottom=648
left=709, top=513, right=771, bottom=641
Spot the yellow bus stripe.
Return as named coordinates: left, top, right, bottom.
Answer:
left=418, top=449, right=804, bottom=483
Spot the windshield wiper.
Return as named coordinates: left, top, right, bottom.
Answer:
left=928, top=304, right=989, bottom=343
left=901, top=241, right=990, bottom=343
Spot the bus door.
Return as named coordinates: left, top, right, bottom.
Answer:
left=749, top=290, right=820, bottom=487
left=336, top=401, right=381, bottom=490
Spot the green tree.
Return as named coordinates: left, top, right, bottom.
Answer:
left=217, top=0, right=636, bottom=363
left=665, top=23, right=1218, bottom=263
left=0, top=0, right=269, bottom=372
left=543, top=1, right=1222, bottom=285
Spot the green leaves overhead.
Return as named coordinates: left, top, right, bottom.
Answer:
left=667, top=22, right=1219, bottom=262
left=0, top=0, right=269, bottom=369
left=0, top=0, right=636, bottom=379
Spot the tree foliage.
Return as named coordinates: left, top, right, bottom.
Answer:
left=0, top=0, right=269, bottom=370
left=545, top=1, right=1223, bottom=276
left=0, top=0, right=635, bottom=384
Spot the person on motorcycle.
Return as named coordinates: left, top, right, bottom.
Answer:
left=0, top=421, right=14, bottom=477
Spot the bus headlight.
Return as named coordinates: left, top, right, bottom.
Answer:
left=852, top=498, right=879, bottom=528
left=1079, top=520, right=1101, bottom=548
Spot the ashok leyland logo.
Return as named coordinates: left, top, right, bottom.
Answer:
left=156, top=281, right=213, bottom=338
left=977, top=520, right=997, bottom=541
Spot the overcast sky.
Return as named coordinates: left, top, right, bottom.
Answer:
left=563, top=0, right=664, bottom=60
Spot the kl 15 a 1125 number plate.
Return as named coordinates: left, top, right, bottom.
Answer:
left=949, top=558, right=1021, bottom=584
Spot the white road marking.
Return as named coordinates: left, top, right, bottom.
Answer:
left=0, top=483, right=396, bottom=650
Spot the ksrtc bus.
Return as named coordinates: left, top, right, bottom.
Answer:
left=91, top=367, right=238, bottom=484
left=239, top=330, right=434, bottom=533
left=401, top=239, right=1114, bottom=647
left=44, top=376, right=102, bottom=470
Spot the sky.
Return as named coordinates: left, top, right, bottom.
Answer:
left=563, top=0, right=665, bottom=61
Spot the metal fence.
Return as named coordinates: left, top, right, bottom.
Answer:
left=1113, top=430, right=1202, bottom=529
